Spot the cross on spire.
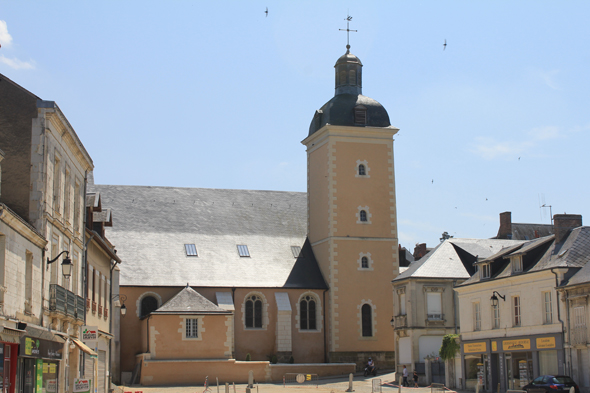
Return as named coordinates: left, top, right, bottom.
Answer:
left=339, top=14, right=357, bottom=52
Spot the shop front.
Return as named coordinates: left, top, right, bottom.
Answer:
left=1, top=323, right=27, bottom=393
left=461, top=334, right=564, bottom=392
left=16, top=331, right=63, bottom=393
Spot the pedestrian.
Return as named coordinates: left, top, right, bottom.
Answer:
left=413, top=371, right=419, bottom=387
left=402, top=365, right=409, bottom=387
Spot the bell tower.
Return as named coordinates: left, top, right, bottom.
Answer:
left=302, top=44, right=399, bottom=367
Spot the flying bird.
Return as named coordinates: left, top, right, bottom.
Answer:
left=265, top=7, right=268, bottom=17
left=443, top=39, right=447, bottom=51
left=431, top=179, right=434, bottom=184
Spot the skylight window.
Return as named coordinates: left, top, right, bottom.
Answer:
left=185, top=244, right=198, bottom=257
left=291, top=246, right=302, bottom=258
left=237, top=245, right=250, bottom=257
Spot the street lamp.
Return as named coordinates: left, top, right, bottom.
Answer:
left=390, top=316, right=395, bottom=328
left=490, top=291, right=506, bottom=307
left=47, top=251, right=72, bottom=279
left=112, top=294, right=128, bottom=316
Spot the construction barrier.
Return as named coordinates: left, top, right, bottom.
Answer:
left=283, top=373, right=319, bottom=388
left=431, top=383, right=446, bottom=393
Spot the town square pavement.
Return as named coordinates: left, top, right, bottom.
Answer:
left=114, top=371, right=460, bottom=393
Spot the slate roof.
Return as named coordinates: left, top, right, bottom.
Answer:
left=510, top=223, right=554, bottom=240
left=153, top=286, right=230, bottom=315
left=460, top=227, right=590, bottom=287
left=91, top=184, right=328, bottom=289
left=394, top=238, right=523, bottom=282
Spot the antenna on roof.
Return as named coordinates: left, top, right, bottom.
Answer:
left=539, top=194, right=553, bottom=225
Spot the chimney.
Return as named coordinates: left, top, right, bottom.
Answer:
left=497, top=211, right=512, bottom=239
left=554, top=214, right=583, bottom=243
left=413, top=243, right=427, bottom=261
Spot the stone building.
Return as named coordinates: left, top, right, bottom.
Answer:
left=93, top=43, right=400, bottom=386
left=0, top=73, right=119, bottom=393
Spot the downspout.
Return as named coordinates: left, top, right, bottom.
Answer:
left=108, top=257, right=120, bottom=389
left=551, top=268, right=567, bottom=374
left=40, top=118, right=49, bottom=328
left=82, top=170, right=90, bottom=326
left=452, top=280, right=458, bottom=334
left=323, top=289, right=329, bottom=363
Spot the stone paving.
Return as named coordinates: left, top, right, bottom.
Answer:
left=115, top=371, right=456, bottom=393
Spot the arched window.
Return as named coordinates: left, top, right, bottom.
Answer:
left=360, top=210, right=367, bottom=222
left=245, top=294, right=263, bottom=328
left=361, top=256, right=369, bottom=269
left=362, top=304, right=372, bottom=337
left=358, top=164, right=366, bottom=176
left=141, top=296, right=158, bottom=318
left=300, top=295, right=317, bottom=330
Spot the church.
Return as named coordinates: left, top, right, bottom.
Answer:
left=94, top=43, right=400, bottom=385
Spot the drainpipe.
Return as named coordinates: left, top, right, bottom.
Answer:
left=452, top=280, right=458, bottom=334
left=323, top=289, right=329, bottom=363
left=551, top=268, right=567, bottom=374
left=108, top=257, right=119, bottom=389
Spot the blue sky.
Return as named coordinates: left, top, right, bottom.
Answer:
left=1, top=1, right=589, bottom=249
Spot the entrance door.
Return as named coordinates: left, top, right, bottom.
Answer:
left=505, top=354, right=513, bottom=390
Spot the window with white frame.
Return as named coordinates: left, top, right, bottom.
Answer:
left=492, top=303, right=500, bottom=329
left=355, top=160, right=370, bottom=178
left=513, top=296, right=521, bottom=327
left=185, top=318, right=199, bottom=338
left=543, top=292, right=553, bottom=324
left=473, top=302, right=481, bottom=331
left=427, top=291, right=442, bottom=320
left=481, top=264, right=491, bottom=279
left=512, top=256, right=523, bottom=273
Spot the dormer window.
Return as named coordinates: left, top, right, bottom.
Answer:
left=511, top=256, right=523, bottom=273
left=354, top=105, right=367, bottom=125
left=481, top=263, right=491, bottom=279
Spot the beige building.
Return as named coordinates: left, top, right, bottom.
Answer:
left=0, top=148, right=48, bottom=391
left=455, top=214, right=587, bottom=391
left=93, top=43, right=399, bottom=386
left=392, top=238, right=522, bottom=386
left=0, top=73, right=118, bottom=393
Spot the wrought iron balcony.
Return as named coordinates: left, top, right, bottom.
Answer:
left=49, top=284, right=85, bottom=321
left=394, top=314, right=408, bottom=328
left=572, top=326, right=588, bottom=346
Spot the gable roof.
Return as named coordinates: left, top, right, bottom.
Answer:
left=91, top=184, right=327, bottom=289
left=153, top=286, right=230, bottom=315
left=394, top=238, right=523, bottom=282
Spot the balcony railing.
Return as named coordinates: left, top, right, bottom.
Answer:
left=98, top=305, right=103, bottom=317
left=395, top=314, right=408, bottom=328
left=572, top=326, right=588, bottom=346
left=427, top=313, right=444, bottom=321
left=92, top=301, right=97, bottom=313
left=49, top=284, right=85, bottom=321
left=104, top=307, right=108, bottom=319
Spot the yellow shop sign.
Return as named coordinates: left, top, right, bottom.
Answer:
left=464, top=342, right=487, bottom=353
left=536, top=337, right=556, bottom=349
left=503, top=339, right=531, bottom=351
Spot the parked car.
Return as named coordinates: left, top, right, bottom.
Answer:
left=523, top=375, right=579, bottom=393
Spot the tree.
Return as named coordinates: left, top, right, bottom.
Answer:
left=439, top=334, right=460, bottom=360
left=440, top=231, right=453, bottom=242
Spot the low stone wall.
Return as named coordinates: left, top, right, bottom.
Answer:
left=138, top=356, right=356, bottom=386
left=269, top=363, right=356, bottom=380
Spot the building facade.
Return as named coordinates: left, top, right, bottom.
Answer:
left=0, top=73, right=119, bottom=393
left=455, top=215, right=587, bottom=391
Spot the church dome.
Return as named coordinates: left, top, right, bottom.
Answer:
left=308, top=46, right=391, bottom=136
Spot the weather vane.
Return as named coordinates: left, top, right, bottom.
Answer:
left=339, top=14, right=357, bottom=49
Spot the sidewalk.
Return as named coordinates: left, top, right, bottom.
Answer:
left=115, top=371, right=462, bottom=393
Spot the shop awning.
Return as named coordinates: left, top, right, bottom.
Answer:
left=72, top=339, right=98, bottom=358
